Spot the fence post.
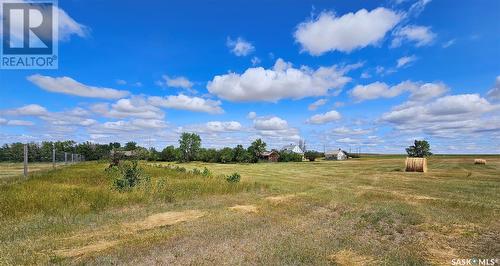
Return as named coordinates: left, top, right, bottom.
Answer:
left=64, top=152, right=67, bottom=165
left=23, top=144, right=28, bottom=177
left=52, top=145, right=56, bottom=169
left=71, top=153, right=74, bottom=164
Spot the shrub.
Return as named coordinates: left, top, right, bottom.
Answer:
left=106, top=160, right=150, bottom=191
left=226, top=172, right=241, bottom=183
left=278, top=152, right=303, bottom=162
left=202, top=167, right=212, bottom=177
left=304, top=151, right=321, bottom=161
left=191, top=168, right=202, bottom=175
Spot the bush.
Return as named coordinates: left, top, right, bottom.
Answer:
left=226, top=172, right=241, bottom=183
left=106, top=160, right=150, bottom=191
left=304, top=151, right=321, bottom=161
left=278, top=152, right=303, bottom=162
left=202, top=167, right=212, bottom=177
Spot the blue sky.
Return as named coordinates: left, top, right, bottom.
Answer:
left=1, top=0, right=499, bottom=153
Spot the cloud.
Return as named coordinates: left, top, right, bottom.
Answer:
left=4, top=104, right=48, bottom=116
left=487, top=76, right=500, bottom=101
left=157, top=75, right=194, bottom=90
left=360, top=72, right=371, bottom=79
left=391, top=25, right=436, bottom=47
left=207, top=58, right=352, bottom=102
left=442, top=39, right=456, bottom=48
left=148, top=94, right=223, bottom=114
left=226, top=37, right=255, bottom=56
left=294, top=8, right=401, bottom=55
left=408, top=82, right=448, bottom=101
left=308, top=99, right=328, bottom=111
left=351, top=81, right=407, bottom=101
left=251, top=56, right=261, bottom=66
left=247, top=112, right=257, bottom=119
left=57, top=7, right=89, bottom=40
left=396, top=55, right=418, bottom=68
left=0, top=2, right=89, bottom=42
left=182, top=121, right=243, bottom=134
left=89, top=119, right=167, bottom=134
left=381, top=94, right=500, bottom=136
left=307, top=110, right=342, bottom=124
left=27, top=75, right=130, bottom=99
left=350, top=81, right=447, bottom=102
left=254, top=116, right=288, bottom=130
left=6, top=120, right=34, bottom=126
left=407, top=0, right=432, bottom=17
left=91, top=97, right=164, bottom=119
left=332, top=126, right=371, bottom=135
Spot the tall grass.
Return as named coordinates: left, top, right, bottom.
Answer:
left=0, top=162, right=264, bottom=221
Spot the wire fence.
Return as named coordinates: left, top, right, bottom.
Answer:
left=20, top=144, right=85, bottom=177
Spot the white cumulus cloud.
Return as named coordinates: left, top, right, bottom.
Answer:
left=307, top=110, right=342, bottom=124
left=391, top=25, right=436, bottom=47
left=157, top=75, right=194, bottom=90
left=308, top=99, right=328, bottom=111
left=227, top=37, right=255, bottom=56
left=294, top=8, right=401, bottom=55
left=207, top=58, right=352, bottom=102
left=350, top=81, right=447, bottom=102
left=396, top=55, right=418, bottom=68
left=28, top=75, right=130, bottom=99
left=148, top=94, right=223, bottom=114
left=487, top=76, right=500, bottom=101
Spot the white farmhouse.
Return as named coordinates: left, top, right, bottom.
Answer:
left=325, top=149, right=348, bottom=161
left=281, top=144, right=304, bottom=155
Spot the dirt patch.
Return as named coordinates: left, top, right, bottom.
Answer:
left=54, top=210, right=205, bottom=258
left=328, top=250, right=376, bottom=265
left=228, top=205, right=258, bottom=213
left=125, top=210, right=206, bottom=231
left=54, top=240, right=120, bottom=258
left=265, top=194, right=296, bottom=204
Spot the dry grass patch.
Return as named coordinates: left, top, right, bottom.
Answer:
left=54, top=240, right=121, bottom=258
left=228, top=204, right=258, bottom=213
left=328, top=249, right=376, bottom=265
left=265, top=194, right=296, bottom=204
left=125, top=210, right=206, bottom=231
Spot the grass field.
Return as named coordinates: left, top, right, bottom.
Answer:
left=0, top=162, right=67, bottom=179
left=0, top=156, right=499, bottom=265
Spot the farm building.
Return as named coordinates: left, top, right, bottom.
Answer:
left=325, top=149, right=348, bottom=160
left=260, top=150, right=280, bottom=162
left=281, top=144, right=304, bottom=155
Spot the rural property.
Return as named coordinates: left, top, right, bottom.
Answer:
left=1, top=0, right=499, bottom=265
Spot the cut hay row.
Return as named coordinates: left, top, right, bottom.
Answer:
left=474, top=159, right=486, bottom=165
left=405, top=157, right=427, bottom=173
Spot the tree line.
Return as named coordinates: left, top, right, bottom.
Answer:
left=0, top=133, right=305, bottom=163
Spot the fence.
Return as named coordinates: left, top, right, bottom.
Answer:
left=21, top=144, right=85, bottom=177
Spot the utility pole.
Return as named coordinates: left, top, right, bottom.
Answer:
left=52, top=144, right=56, bottom=169
left=23, top=144, right=28, bottom=177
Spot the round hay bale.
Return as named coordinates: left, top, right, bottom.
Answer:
left=405, top=157, right=427, bottom=172
left=474, top=159, right=486, bottom=165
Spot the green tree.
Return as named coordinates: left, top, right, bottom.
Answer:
left=304, top=151, right=321, bottom=162
left=219, top=147, right=234, bottom=163
left=406, top=140, right=432, bottom=158
left=178, top=132, right=201, bottom=162
left=160, top=145, right=179, bottom=161
left=233, top=144, right=250, bottom=163
left=124, top=142, right=137, bottom=151
left=247, top=139, right=267, bottom=163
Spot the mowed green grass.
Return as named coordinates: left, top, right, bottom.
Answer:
left=0, top=156, right=499, bottom=265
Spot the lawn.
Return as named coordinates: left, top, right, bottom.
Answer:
left=0, top=156, right=499, bottom=265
